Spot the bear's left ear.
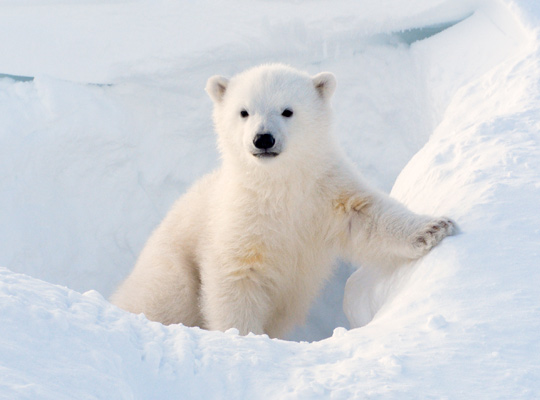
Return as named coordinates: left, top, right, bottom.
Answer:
left=206, top=75, right=229, bottom=103
left=312, top=72, right=336, bottom=99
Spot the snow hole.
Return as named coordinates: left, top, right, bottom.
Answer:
left=0, top=3, right=526, bottom=343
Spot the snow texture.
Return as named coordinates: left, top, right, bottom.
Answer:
left=1, top=0, right=540, bottom=398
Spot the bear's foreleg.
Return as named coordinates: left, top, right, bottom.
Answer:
left=200, top=268, right=273, bottom=336
left=337, top=191, right=456, bottom=266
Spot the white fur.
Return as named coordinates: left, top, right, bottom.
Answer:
left=110, top=64, right=455, bottom=338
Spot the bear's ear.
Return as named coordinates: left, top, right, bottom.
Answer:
left=312, top=72, right=336, bottom=99
left=206, top=75, right=229, bottom=103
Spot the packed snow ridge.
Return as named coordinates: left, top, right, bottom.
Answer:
left=1, top=0, right=540, bottom=398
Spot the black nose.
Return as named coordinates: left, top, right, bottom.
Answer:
left=253, top=133, right=275, bottom=150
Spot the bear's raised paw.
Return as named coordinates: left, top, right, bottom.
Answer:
left=411, top=217, right=457, bottom=257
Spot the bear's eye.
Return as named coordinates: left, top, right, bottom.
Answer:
left=240, top=110, right=249, bottom=118
left=281, top=109, right=293, bottom=118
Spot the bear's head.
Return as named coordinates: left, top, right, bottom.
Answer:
left=206, top=64, right=336, bottom=170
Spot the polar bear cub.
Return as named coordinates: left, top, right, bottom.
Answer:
left=111, top=64, right=455, bottom=338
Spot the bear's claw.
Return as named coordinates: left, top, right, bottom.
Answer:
left=412, top=217, right=457, bottom=256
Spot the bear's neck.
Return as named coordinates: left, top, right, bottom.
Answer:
left=220, top=145, right=338, bottom=203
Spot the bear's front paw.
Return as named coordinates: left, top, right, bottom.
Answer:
left=411, top=217, right=457, bottom=256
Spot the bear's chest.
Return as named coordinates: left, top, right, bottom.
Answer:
left=214, top=191, right=332, bottom=268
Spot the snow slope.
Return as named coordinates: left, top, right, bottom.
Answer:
left=1, top=0, right=540, bottom=398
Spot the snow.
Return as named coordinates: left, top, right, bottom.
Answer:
left=1, top=0, right=540, bottom=398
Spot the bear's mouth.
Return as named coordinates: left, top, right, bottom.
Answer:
left=253, top=151, right=280, bottom=158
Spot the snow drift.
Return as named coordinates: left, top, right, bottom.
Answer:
left=1, top=0, right=540, bottom=398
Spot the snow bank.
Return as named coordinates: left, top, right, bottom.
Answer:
left=0, top=0, right=477, bottom=84
left=1, top=0, right=540, bottom=398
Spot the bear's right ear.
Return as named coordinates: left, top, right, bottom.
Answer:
left=206, top=75, right=229, bottom=103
